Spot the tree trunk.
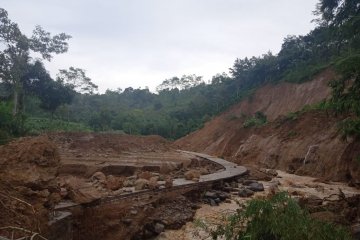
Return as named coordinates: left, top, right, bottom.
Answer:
left=12, top=87, right=18, bottom=116
left=12, top=84, right=24, bottom=117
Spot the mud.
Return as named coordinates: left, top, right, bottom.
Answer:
left=155, top=169, right=360, bottom=240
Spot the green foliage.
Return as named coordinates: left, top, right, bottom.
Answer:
left=199, top=192, right=351, bottom=240
left=328, top=55, right=360, bottom=138
left=0, top=100, right=27, bottom=139
left=331, top=54, right=360, bottom=116
left=338, top=118, right=360, bottom=138
left=24, top=117, right=91, bottom=135
left=243, top=111, right=267, bottom=128
left=282, top=63, right=329, bottom=83
left=2, top=0, right=360, bottom=139
left=57, top=67, right=98, bottom=94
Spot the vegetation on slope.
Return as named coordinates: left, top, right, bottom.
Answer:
left=1, top=0, right=360, bottom=140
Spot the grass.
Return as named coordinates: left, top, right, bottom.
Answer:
left=25, top=117, right=91, bottom=135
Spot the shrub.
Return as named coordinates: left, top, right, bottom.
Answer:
left=196, top=192, right=351, bottom=240
left=338, top=118, right=360, bottom=138
left=243, top=111, right=267, bottom=128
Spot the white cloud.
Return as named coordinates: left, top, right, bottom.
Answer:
left=2, top=0, right=318, bottom=92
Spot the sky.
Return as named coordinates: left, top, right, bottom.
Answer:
left=2, top=0, right=318, bottom=93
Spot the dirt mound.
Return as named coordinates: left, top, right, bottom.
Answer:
left=0, top=136, right=60, bottom=236
left=50, top=132, right=172, bottom=155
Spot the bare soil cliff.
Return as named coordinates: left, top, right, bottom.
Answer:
left=175, top=69, right=360, bottom=186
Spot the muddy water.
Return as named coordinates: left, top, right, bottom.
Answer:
left=154, top=170, right=360, bottom=240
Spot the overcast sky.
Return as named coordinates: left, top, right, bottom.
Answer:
left=2, top=0, right=318, bottom=92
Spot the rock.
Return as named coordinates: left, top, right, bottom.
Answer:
left=199, top=168, right=209, bottom=175
left=122, top=218, right=132, bottom=225
left=148, top=177, right=159, bottom=190
left=135, top=179, right=149, bottom=190
left=219, top=192, right=229, bottom=200
left=157, top=180, right=166, bottom=186
left=60, top=187, right=68, bottom=198
left=204, top=191, right=218, bottom=199
left=91, top=172, right=106, bottom=182
left=247, top=182, right=264, bottom=192
left=191, top=178, right=199, bottom=182
left=238, top=188, right=254, bottom=197
left=248, top=168, right=272, bottom=181
left=127, top=175, right=137, bottom=180
left=123, top=187, right=134, bottom=193
left=266, top=169, right=278, bottom=176
left=299, top=195, right=323, bottom=207
left=130, top=209, right=138, bottom=215
left=137, top=171, right=153, bottom=180
left=223, top=186, right=234, bottom=192
left=268, top=183, right=280, bottom=196
left=154, top=223, right=165, bottom=234
left=68, top=187, right=101, bottom=204
left=243, top=180, right=257, bottom=186
left=270, top=180, right=281, bottom=186
left=209, top=199, right=217, bottom=206
left=106, top=175, right=123, bottom=191
left=123, top=179, right=135, bottom=187
left=214, top=198, right=221, bottom=204
left=184, top=170, right=201, bottom=180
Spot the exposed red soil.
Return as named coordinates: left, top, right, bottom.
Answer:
left=0, top=136, right=61, bottom=237
left=0, top=133, right=220, bottom=239
left=175, top=69, right=360, bottom=186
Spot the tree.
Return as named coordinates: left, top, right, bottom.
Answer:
left=57, top=67, right=98, bottom=94
left=26, top=61, right=75, bottom=115
left=0, top=8, right=71, bottom=116
left=156, top=74, right=203, bottom=92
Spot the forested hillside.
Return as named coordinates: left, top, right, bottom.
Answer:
left=1, top=0, right=360, bottom=140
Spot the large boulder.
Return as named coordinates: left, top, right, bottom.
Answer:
left=184, top=170, right=201, bottom=180
left=135, top=179, right=149, bottom=190
left=106, top=175, right=124, bottom=191
left=91, top=172, right=106, bottom=183
left=247, top=182, right=264, bottom=192
left=238, top=188, right=254, bottom=197
left=137, top=171, right=153, bottom=180
left=148, top=177, right=159, bottom=190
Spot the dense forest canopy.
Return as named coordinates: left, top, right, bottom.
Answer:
left=1, top=0, right=360, bottom=140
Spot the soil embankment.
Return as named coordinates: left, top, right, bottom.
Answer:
left=0, top=136, right=60, bottom=236
left=176, top=69, right=360, bottom=186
